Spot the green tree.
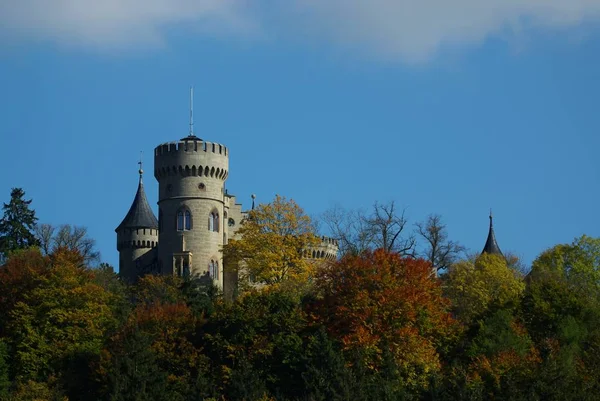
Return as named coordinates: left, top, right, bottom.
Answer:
left=522, top=235, right=600, bottom=399
left=0, top=340, right=9, bottom=400
left=0, top=188, right=39, bottom=260
left=202, top=290, right=308, bottom=400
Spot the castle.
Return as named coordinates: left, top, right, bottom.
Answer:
left=115, top=92, right=501, bottom=290
left=115, top=131, right=338, bottom=292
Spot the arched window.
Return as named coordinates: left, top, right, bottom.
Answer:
left=209, top=260, right=219, bottom=280
left=208, top=211, right=219, bottom=232
left=177, top=208, right=192, bottom=231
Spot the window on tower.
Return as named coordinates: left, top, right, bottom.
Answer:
left=209, top=260, right=219, bottom=280
left=176, top=208, right=192, bottom=231
left=208, top=210, right=219, bottom=232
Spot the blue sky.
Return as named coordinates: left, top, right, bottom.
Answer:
left=1, top=1, right=600, bottom=270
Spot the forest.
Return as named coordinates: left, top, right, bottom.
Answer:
left=0, top=188, right=599, bottom=401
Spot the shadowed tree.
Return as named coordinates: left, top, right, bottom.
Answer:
left=0, top=188, right=39, bottom=260
left=415, top=214, right=465, bottom=276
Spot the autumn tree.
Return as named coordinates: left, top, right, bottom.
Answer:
left=311, top=249, right=458, bottom=394
left=0, top=248, right=115, bottom=399
left=444, top=253, right=525, bottom=326
left=321, top=201, right=415, bottom=257
left=223, top=195, right=319, bottom=289
left=36, top=223, right=100, bottom=266
left=0, top=188, right=39, bottom=260
left=415, top=214, right=465, bottom=276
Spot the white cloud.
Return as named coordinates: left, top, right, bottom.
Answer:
left=290, top=0, right=600, bottom=62
left=0, top=0, right=259, bottom=50
left=1, top=0, right=600, bottom=61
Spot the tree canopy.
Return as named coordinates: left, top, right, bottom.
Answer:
left=223, top=194, right=319, bottom=289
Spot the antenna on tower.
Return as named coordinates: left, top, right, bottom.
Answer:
left=189, top=86, right=194, bottom=137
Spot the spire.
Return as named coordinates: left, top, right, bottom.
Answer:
left=251, top=194, right=256, bottom=210
left=181, top=86, right=202, bottom=141
left=115, top=161, right=159, bottom=232
left=189, top=86, right=194, bottom=137
left=481, top=209, right=502, bottom=255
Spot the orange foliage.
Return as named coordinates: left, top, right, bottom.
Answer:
left=311, top=249, right=458, bottom=388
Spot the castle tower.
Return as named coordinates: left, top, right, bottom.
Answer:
left=154, top=134, right=229, bottom=287
left=481, top=211, right=502, bottom=256
left=116, top=166, right=159, bottom=282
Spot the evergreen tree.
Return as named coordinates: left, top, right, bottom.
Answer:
left=0, top=188, right=39, bottom=259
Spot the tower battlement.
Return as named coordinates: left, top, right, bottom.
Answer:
left=154, top=138, right=229, bottom=181
left=154, top=139, right=228, bottom=157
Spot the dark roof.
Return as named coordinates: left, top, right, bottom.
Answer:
left=481, top=213, right=502, bottom=255
left=115, top=177, right=158, bottom=232
left=180, top=134, right=203, bottom=141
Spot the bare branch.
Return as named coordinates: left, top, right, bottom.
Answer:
left=35, top=223, right=101, bottom=266
left=321, top=201, right=415, bottom=257
left=415, top=214, right=465, bottom=276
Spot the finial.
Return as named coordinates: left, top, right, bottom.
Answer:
left=189, top=86, right=194, bottom=137
left=138, top=151, right=144, bottom=180
left=489, top=208, right=493, bottom=226
left=251, top=194, right=256, bottom=210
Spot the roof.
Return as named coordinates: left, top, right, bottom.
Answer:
left=115, top=176, right=158, bottom=232
left=180, top=134, right=202, bottom=141
left=481, top=213, right=502, bottom=255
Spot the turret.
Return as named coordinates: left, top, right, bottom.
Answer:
left=153, top=134, right=229, bottom=287
left=481, top=211, right=502, bottom=256
left=116, top=165, right=159, bottom=282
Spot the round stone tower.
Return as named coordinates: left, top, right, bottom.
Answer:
left=115, top=168, right=159, bottom=283
left=154, top=134, right=228, bottom=287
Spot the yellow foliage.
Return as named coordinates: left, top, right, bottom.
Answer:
left=223, top=195, right=319, bottom=289
left=445, top=253, right=525, bottom=324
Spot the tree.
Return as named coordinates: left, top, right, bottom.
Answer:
left=202, top=290, right=308, bottom=400
left=521, top=236, right=600, bottom=398
left=0, top=248, right=115, bottom=396
left=0, top=188, right=39, bottom=259
left=444, top=253, right=525, bottom=326
left=223, top=195, right=319, bottom=289
left=311, top=249, right=458, bottom=394
left=36, top=224, right=100, bottom=266
left=415, top=214, right=465, bottom=276
left=321, top=201, right=415, bottom=257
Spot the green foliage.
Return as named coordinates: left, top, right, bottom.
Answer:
left=0, top=340, right=9, bottom=400
left=0, top=188, right=39, bottom=260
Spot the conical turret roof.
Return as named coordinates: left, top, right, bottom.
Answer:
left=115, top=174, right=158, bottom=232
left=481, top=212, right=502, bottom=255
